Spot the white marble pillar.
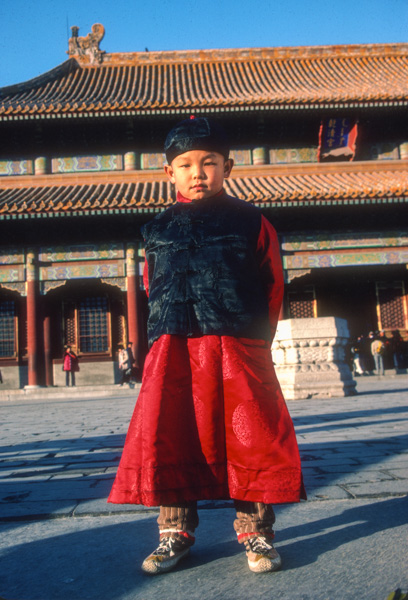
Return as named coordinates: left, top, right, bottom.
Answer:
left=272, top=317, right=356, bottom=400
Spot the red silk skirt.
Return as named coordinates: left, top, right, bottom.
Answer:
left=108, top=335, right=305, bottom=506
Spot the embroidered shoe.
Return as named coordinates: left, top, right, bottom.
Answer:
left=244, top=536, right=282, bottom=573
left=141, top=536, right=191, bottom=575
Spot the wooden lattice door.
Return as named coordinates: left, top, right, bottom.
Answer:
left=376, top=281, right=407, bottom=330
left=287, top=286, right=317, bottom=319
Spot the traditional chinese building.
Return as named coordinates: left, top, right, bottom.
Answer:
left=0, top=24, right=407, bottom=389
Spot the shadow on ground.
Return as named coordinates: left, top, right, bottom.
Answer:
left=1, top=497, right=407, bottom=600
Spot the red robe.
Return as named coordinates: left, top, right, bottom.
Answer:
left=108, top=192, right=305, bottom=507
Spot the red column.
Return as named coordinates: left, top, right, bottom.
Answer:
left=43, top=313, right=53, bottom=387
left=126, top=244, right=140, bottom=369
left=26, top=250, right=40, bottom=388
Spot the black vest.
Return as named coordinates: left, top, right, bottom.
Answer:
left=141, top=194, right=271, bottom=347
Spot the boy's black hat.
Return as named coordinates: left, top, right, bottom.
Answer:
left=164, top=116, right=230, bottom=163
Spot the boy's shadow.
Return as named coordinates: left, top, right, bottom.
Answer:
left=179, top=497, right=408, bottom=570
left=2, top=499, right=407, bottom=598
left=276, top=496, right=408, bottom=570
left=152, top=496, right=408, bottom=572
left=140, top=496, right=408, bottom=582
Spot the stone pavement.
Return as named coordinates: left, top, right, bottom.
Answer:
left=0, top=374, right=407, bottom=600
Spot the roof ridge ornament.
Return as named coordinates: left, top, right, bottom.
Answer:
left=67, top=23, right=105, bottom=65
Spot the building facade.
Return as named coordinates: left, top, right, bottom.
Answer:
left=0, top=24, right=407, bottom=388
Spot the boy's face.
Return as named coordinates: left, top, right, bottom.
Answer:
left=164, top=150, right=233, bottom=201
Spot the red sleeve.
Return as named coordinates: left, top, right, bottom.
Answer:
left=257, top=215, right=284, bottom=340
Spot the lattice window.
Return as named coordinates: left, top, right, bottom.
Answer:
left=63, top=301, right=77, bottom=348
left=116, top=311, right=126, bottom=347
left=20, top=302, right=27, bottom=358
left=110, top=298, right=126, bottom=349
left=0, top=301, right=16, bottom=357
left=376, top=282, right=407, bottom=330
left=287, top=287, right=316, bottom=319
left=78, top=297, right=109, bottom=353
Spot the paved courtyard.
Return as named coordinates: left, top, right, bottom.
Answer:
left=1, top=374, right=407, bottom=599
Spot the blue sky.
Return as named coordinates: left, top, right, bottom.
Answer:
left=0, top=0, right=407, bottom=87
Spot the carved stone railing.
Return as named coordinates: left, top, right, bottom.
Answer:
left=272, top=316, right=356, bottom=400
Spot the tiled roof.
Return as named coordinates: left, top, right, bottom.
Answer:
left=1, top=43, right=407, bottom=119
left=0, top=163, right=407, bottom=217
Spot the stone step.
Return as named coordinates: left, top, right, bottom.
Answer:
left=0, top=383, right=141, bottom=402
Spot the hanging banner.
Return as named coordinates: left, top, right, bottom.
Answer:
left=318, top=118, right=358, bottom=162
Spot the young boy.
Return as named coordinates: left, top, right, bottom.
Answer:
left=108, top=117, right=305, bottom=574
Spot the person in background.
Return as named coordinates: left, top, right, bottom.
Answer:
left=351, top=336, right=365, bottom=376
left=118, top=344, right=131, bottom=386
left=363, top=332, right=375, bottom=374
left=126, top=341, right=136, bottom=382
left=391, top=330, right=405, bottom=372
left=370, top=333, right=385, bottom=376
left=63, top=346, right=79, bottom=387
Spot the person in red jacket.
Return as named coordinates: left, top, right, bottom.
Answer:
left=108, top=117, right=305, bottom=575
left=62, top=345, right=79, bottom=387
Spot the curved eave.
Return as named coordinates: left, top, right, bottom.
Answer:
left=0, top=59, right=77, bottom=96
left=1, top=197, right=407, bottom=221
left=1, top=100, right=408, bottom=122
left=1, top=161, right=407, bottom=219
left=1, top=42, right=408, bottom=120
